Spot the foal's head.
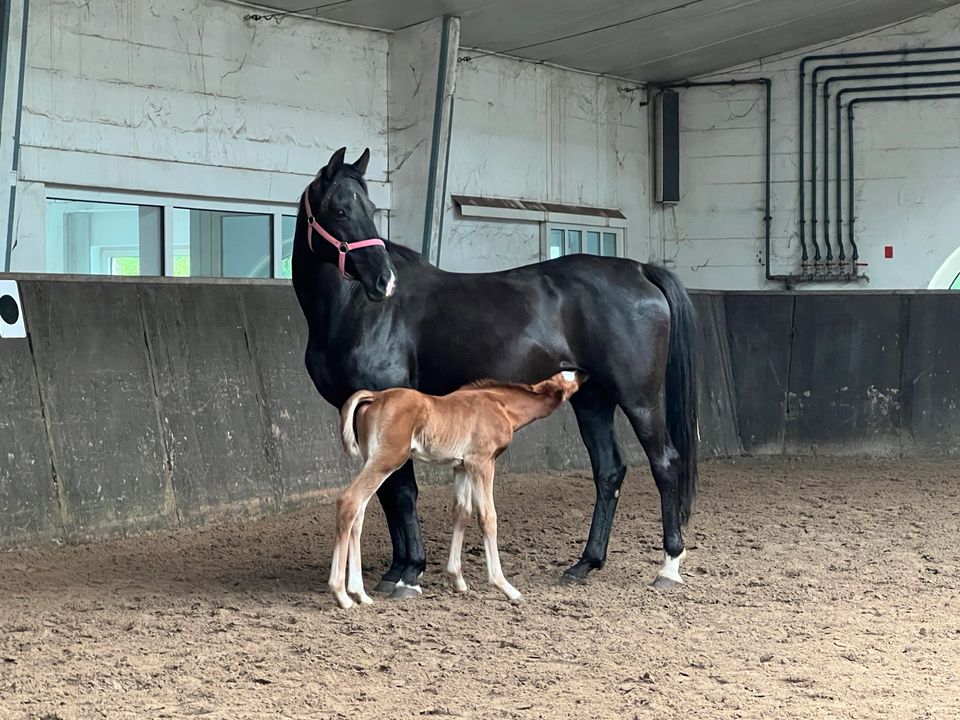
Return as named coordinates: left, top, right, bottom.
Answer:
left=301, top=147, right=398, bottom=302
left=532, top=370, right=586, bottom=405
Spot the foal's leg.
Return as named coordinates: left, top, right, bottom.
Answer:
left=469, top=460, right=522, bottom=604
left=445, top=467, right=473, bottom=593
left=330, top=463, right=402, bottom=609
left=563, top=386, right=627, bottom=583
left=623, top=404, right=687, bottom=587
left=347, top=499, right=374, bottom=605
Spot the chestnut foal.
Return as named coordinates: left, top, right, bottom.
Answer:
left=329, top=370, right=584, bottom=609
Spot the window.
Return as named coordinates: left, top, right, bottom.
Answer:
left=171, top=209, right=272, bottom=279
left=45, top=199, right=162, bottom=276
left=545, top=223, right=621, bottom=260
left=33, top=190, right=387, bottom=279
left=952, top=272, right=960, bottom=290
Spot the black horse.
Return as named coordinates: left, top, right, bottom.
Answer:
left=293, top=147, right=699, bottom=598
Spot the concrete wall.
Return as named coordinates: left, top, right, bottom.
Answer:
left=9, top=0, right=390, bottom=271
left=655, top=4, right=960, bottom=291
left=9, top=2, right=651, bottom=276
left=439, top=56, right=649, bottom=271
left=2, top=277, right=958, bottom=549
left=387, top=16, right=459, bottom=258
left=8, top=1, right=960, bottom=286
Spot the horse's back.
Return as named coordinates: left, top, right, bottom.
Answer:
left=421, top=255, right=670, bottom=382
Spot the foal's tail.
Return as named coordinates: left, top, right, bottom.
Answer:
left=340, top=390, right=377, bottom=458
left=642, top=264, right=699, bottom=526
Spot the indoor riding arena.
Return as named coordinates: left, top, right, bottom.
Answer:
left=1, top=1, right=959, bottom=719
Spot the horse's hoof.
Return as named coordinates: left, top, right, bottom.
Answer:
left=559, top=572, right=588, bottom=586
left=649, top=574, right=683, bottom=590
left=509, top=594, right=525, bottom=606
left=388, top=583, right=423, bottom=601
left=372, top=579, right=398, bottom=594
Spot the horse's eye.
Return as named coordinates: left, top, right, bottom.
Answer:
left=335, top=209, right=347, bottom=218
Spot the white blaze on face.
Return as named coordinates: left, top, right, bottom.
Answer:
left=561, top=370, right=577, bottom=382
left=385, top=271, right=397, bottom=298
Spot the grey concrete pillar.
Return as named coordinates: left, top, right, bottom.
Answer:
left=387, top=15, right=460, bottom=265
left=0, top=0, right=29, bottom=272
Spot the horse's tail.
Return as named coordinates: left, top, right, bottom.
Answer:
left=340, top=390, right=377, bottom=458
left=642, top=264, right=699, bottom=526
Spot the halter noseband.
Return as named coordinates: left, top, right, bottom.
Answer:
left=302, top=188, right=386, bottom=278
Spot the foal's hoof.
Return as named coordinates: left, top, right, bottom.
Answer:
left=509, top=594, right=525, bottom=606
left=372, top=579, right=398, bottom=595
left=649, top=574, right=683, bottom=590
left=388, top=583, right=423, bottom=601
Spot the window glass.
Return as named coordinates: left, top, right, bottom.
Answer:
left=45, top=199, right=162, bottom=275
left=586, top=231, right=600, bottom=255
left=951, top=271, right=960, bottom=290
left=547, top=224, right=621, bottom=259
left=172, top=209, right=271, bottom=278
left=548, top=228, right=564, bottom=260
left=279, top=215, right=296, bottom=279
left=602, top=232, right=617, bottom=257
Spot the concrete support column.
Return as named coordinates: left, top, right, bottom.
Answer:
left=387, top=15, right=460, bottom=265
left=0, top=0, right=28, bottom=272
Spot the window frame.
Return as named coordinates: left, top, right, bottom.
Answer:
left=541, top=221, right=624, bottom=260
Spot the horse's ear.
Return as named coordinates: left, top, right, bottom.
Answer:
left=353, top=148, right=370, bottom=176
left=322, top=147, right=347, bottom=180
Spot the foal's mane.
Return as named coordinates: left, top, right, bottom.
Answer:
left=465, top=379, right=536, bottom=393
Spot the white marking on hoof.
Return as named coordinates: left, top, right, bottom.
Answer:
left=656, top=550, right=687, bottom=584
left=396, top=580, right=423, bottom=595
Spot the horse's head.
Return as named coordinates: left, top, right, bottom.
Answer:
left=301, top=147, right=397, bottom=301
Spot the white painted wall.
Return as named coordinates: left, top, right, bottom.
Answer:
left=655, top=4, right=960, bottom=290
left=10, top=0, right=390, bottom=272
left=439, top=55, right=648, bottom=272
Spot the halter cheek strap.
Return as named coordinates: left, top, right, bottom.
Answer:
left=302, top=189, right=386, bottom=278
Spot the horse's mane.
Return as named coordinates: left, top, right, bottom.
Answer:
left=387, top=242, right=424, bottom=263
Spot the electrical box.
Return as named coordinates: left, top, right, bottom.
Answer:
left=656, top=89, right=680, bottom=204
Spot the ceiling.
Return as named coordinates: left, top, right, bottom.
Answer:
left=254, top=0, right=959, bottom=81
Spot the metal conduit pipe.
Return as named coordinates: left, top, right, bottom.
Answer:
left=819, top=64, right=960, bottom=269
left=798, top=45, right=960, bottom=271
left=846, top=92, right=960, bottom=260
left=810, top=56, right=960, bottom=267
left=826, top=69, right=960, bottom=260
left=653, top=79, right=797, bottom=283
left=834, top=78, right=960, bottom=261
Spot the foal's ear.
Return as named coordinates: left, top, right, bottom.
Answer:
left=353, top=148, right=370, bottom=176
left=322, top=147, right=347, bottom=180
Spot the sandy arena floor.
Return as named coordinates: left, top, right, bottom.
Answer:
left=0, top=458, right=958, bottom=719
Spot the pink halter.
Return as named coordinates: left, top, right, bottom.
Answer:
left=302, top=188, right=386, bottom=278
